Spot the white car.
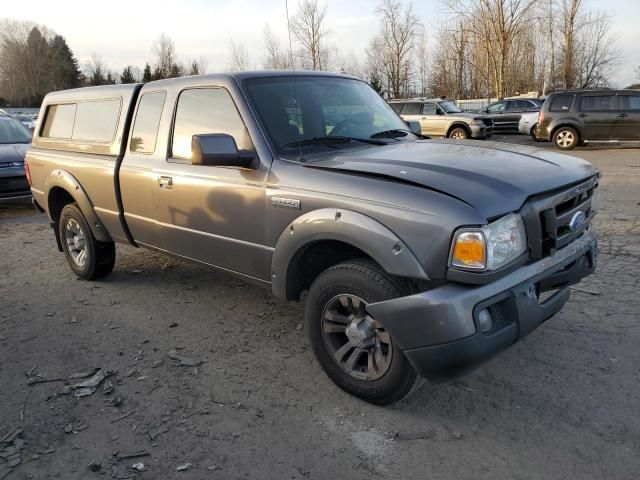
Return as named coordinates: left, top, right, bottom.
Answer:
left=518, top=111, right=539, bottom=137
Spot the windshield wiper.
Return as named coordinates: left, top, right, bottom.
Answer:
left=371, top=128, right=429, bottom=140
left=281, top=136, right=386, bottom=149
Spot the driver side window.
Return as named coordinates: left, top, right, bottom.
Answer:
left=171, top=88, right=249, bottom=161
left=487, top=102, right=505, bottom=113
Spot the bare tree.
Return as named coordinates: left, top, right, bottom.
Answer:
left=290, top=0, right=328, bottom=70
left=573, top=11, right=621, bottom=88
left=84, top=54, right=110, bottom=86
left=152, top=33, right=178, bottom=79
left=263, top=24, right=291, bottom=70
left=559, top=0, right=581, bottom=88
left=227, top=39, right=251, bottom=71
left=371, top=0, right=421, bottom=98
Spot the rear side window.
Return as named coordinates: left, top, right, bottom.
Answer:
left=422, top=103, right=438, bottom=115
left=549, top=95, right=574, bottom=112
left=41, top=104, right=76, bottom=139
left=130, top=92, right=166, bottom=153
left=619, top=95, right=640, bottom=111
left=41, top=99, right=121, bottom=142
left=72, top=99, right=121, bottom=142
left=171, top=88, right=247, bottom=161
left=580, top=95, right=615, bottom=111
left=402, top=103, right=421, bottom=115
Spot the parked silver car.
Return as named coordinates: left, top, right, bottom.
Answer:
left=389, top=98, right=493, bottom=139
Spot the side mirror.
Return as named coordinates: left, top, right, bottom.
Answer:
left=191, top=134, right=255, bottom=168
left=406, top=120, right=422, bottom=135
left=436, top=109, right=444, bottom=116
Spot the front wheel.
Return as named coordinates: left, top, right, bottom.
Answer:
left=448, top=127, right=469, bottom=140
left=59, top=203, right=115, bottom=280
left=305, top=260, right=421, bottom=405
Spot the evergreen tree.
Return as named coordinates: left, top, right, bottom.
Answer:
left=120, top=66, right=136, bottom=84
left=49, top=35, right=81, bottom=91
left=105, top=72, right=116, bottom=84
left=142, top=63, right=152, bottom=83
left=369, top=74, right=384, bottom=97
left=168, top=63, right=182, bottom=78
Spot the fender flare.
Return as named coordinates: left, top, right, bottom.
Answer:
left=271, top=208, right=430, bottom=299
left=45, top=169, right=113, bottom=243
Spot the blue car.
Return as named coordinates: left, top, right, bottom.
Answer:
left=0, top=112, right=32, bottom=200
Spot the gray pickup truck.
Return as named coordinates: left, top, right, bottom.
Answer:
left=27, top=72, right=598, bottom=405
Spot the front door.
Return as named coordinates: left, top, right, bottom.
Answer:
left=154, top=86, right=272, bottom=282
left=420, top=102, right=447, bottom=136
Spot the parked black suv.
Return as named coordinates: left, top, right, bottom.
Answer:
left=483, top=98, right=543, bottom=133
left=536, top=89, right=640, bottom=150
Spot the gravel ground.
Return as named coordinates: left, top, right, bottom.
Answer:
left=1, top=138, right=639, bottom=479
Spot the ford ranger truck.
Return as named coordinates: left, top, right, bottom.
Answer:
left=26, top=72, right=598, bottom=405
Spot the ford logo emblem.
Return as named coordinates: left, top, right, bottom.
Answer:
left=569, top=211, right=586, bottom=233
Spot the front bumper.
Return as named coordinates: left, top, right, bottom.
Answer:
left=470, top=124, right=493, bottom=139
left=366, top=229, right=597, bottom=381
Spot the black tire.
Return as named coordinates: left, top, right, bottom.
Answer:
left=530, top=124, right=543, bottom=142
left=448, top=126, right=469, bottom=140
left=305, top=260, right=421, bottom=405
left=553, top=126, right=579, bottom=150
left=58, top=203, right=115, bottom=280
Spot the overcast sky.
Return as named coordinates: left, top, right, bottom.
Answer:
left=3, top=0, right=639, bottom=87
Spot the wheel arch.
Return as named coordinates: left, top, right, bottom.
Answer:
left=271, top=208, right=430, bottom=301
left=446, top=123, right=471, bottom=138
left=45, top=169, right=112, bottom=243
left=550, top=122, right=582, bottom=142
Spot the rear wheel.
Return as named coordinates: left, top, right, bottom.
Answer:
left=553, top=126, right=579, bottom=150
left=448, top=127, right=469, bottom=140
left=59, top=203, right=115, bottom=280
left=530, top=124, right=543, bottom=142
left=305, top=260, right=421, bottom=405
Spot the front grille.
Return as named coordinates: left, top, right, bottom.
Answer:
left=521, top=177, right=597, bottom=260
left=0, top=176, right=29, bottom=192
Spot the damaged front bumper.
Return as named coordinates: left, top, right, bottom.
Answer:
left=366, top=228, right=597, bottom=382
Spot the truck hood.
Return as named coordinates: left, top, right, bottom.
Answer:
left=305, top=140, right=597, bottom=219
left=0, top=143, right=28, bottom=164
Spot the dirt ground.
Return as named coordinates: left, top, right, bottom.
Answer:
left=1, top=138, right=639, bottom=480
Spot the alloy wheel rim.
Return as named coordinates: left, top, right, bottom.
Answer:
left=321, top=294, right=392, bottom=381
left=558, top=131, right=574, bottom=147
left=64, top=218, right=87, bottom=267
left=451, top=131, right=466, bottom=139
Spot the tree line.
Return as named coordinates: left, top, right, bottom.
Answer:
left=0, top=22, right=206, bottom=107
left=0, top=0, right=634, bottom=107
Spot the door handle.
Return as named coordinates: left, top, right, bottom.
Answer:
left=616, top=113, right=628, bottom=118
left=158, top=176, right=173, bottom=189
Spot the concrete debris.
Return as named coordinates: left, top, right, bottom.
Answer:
left=168, top=349, right=202, bottom=367
left=0, top=427, right=24, bottom=473
left=176, top=463, right=192, bottom=471
left=132, top=462, right=145, bottom=471
left=72, top=369, right=111, bottom=398
left=115, top=450, right=150, bottom=461
left=148, top=424, right=169, bottom=441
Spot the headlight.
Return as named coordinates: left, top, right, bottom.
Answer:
left=451, top=213, right=527, bottom=271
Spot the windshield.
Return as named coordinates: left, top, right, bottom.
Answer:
left=438, top=101, right=462, bottom=114
left=244, top=76, right=414, bottom=156
left=0, top=116, right=32, bottom=144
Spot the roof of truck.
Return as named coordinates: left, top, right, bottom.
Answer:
left=145, top=70, right=359, bottom=87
